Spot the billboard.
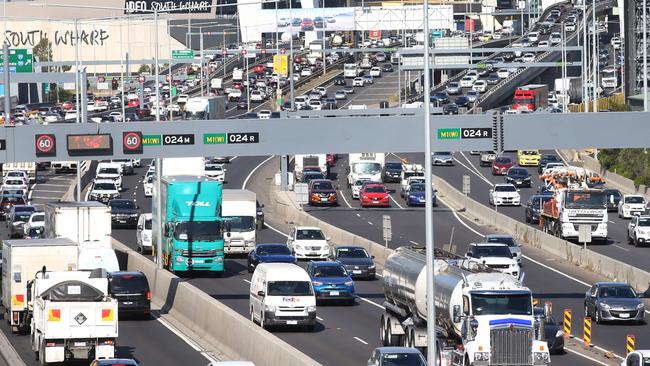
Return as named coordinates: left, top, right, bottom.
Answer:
left=273, top=55, right=289, bottom=77
left=124, top=0, right=214, bottom=14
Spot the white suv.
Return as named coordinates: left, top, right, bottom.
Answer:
left=618, top=194, right=646, bottom=218
left=287, top=226, right=330, bottom=259
left=466, top=243, right=520, bottom=277
left=89, top=179, right=120, bottom=204
left=489, top=184, right=520, bottom=206
left=628, top=215, right=650, bottom=247
left=143, top=175, right=153, bottom=197
left=137, top=213, right=153, bottom=253
left=204, top=163, right=226, bottom=182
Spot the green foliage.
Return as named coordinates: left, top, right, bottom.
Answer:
left=599, top=149, right=650, bottom=186
left=138, top=64, right=151, bottom=73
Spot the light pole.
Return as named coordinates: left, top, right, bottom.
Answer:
left=591, top=0, right=597, bottom=113
left=644, top=0, right=648, bottom=112
left=582, top=3, right=589, bottom=111
left=561, top=22, right=567, bottom=113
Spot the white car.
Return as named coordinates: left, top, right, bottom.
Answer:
left=177, top=94, right=189, bottom=104
left=465, top=70, right=479, bottom=81
left=485, top=234, right=522, bottom=264
left=4, top=170, right=28, bottom=181
left=314, top=87, right=327, bottom=97
left=497, top=68, right=510, bottom=79
left=618, top=194, right=646, bottom=218
left=370, top=67, right=382, bottom=77
left=522, top=53, right=536, bottom=63
left=250, top=90, right=264, bottom=102
left=258, top=110, right=272, bottom=119
left=86, top=101, right=96, bottom=112
left=466, top=243, right=521, bottom=277
left=538, top=40, right=550, bottom=48
left=137, top=213, right=153, bottom=253
left=294, top=96, right=308, bottom=109
left=549, top=32, right=562, bottom=45
left=489, top=183, right=521, bottom=206
left=300, top=68, right=313, bottom=77
left=611, top=36, right=621, bottom=49
left=286, top=226, right=330, bottom=259
left=459, top=76, right=474, bottom=88
left=472, top=80, right=487, bottom=92
left=228, top=89, right=242, bottom=101
left=308, top=100, right=322, bottom=110
left=465, top=90, right=480, bottom=103
left=89, top=179, right=120, bottom=204
left=23, top=211, right=45, bottom=236
left=627, top=215, right=650, bottom=247
left=2, top=178, right=28, bottom=193
left=351, top=179, right=370, bottom=199
left=204, top=163, right=226, bottom=182
left=143, top=175, right=153, bottom=197
left=565, top=22, right=576, bottom=32
left=528, top=31, right=539, bottom=42
left=96, top=166, right=123, bottom=191
left=352, top=77, right=364, bottom=87
left=167, top=104, right=181, bottom=114
left=108, top=111, right=123, bottom=122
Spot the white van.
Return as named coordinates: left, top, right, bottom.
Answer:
left=78, top=245, right=120, bottom=272
left=249, top=263, right=316, bottom=331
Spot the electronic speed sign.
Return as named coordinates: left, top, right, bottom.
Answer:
left=138, top=75, right=145, bottom=83
left=35, top=134, right=56, bottom=157
left=123, top=131, right=143, bottom=154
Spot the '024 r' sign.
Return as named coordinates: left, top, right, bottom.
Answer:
left=124, top=0, right=213, bottom=14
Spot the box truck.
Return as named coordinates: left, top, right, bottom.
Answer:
left=222, top=189, right=257, bottom=255
left=44, top=201, right=112, bottom=247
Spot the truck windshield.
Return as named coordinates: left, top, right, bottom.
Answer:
left=380, top=353, right=427, bottom=366
left=267, top=281, right=313, bottom=296
left=471, top=293, right=532, bottom=315
left=174, top=221, right=223, bottom=241
left=565, top=191, right=606, bottom=209
left=353, top=163, right=381, bottom=174
left=98, top=168, right=119, bottom=175
left=403, top=172, right=423, bottom=180
left=223, top=216, right=255, bottom=232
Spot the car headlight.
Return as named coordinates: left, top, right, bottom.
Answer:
left=344, top=281, right=354, bottom=286
left=474, top=352, right=490, bottom=361
left=307, top=305, right=317, bottom=312
left=555, top=330, right=564, bottom=338
left=368, top=265, right=375, bottom=269
left=245, top=239, right=255, bottom=245
left=533, top=352, right=550, bottom=361
left=265, top=304, right=276, bottom=312
left=295, top=245, right=302, bottom=250
left=524, top=177, right=531, bottom=180
left=130, top=213, right=139, bottom=217
left=599, top=302, right=611, bottom=309
left=313, top=281, right=323, bottom=286
left=637, top=303, right=645, bottom=309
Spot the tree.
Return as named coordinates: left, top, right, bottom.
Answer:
left=33, top=38, right=53, bottom=73
left=138, top=64, right=151, bottom=73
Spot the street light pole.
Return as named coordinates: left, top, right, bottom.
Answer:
left=583, top=3, right=589, bottom=111
left=154, top=8, right=164, bottom=269
left=200, top=26, right=205, bottom=97
left=592, top=0, right=597, bottom=113
left=644, top=0, right=648, bottom=112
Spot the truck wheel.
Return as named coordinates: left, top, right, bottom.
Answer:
left=380, top=316, right=386, bottom=345
left=260, top=312, right=267, bottom=329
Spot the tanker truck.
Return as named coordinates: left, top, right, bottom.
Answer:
left=380, top=246, right=550, bottom=366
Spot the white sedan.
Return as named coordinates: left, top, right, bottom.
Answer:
left=352, top=77, right=365, bottom=87
left=287, top=226, right=330, bottom=259
left=497, top=69, right=510, bottom=79
left=2, top=178, right=29, bottom=193
left=489, top=184, right=521, bottom=206
left=370, top=67, right=382, bottom=77
left=460, top=76, right=474, bottom=88
left=250, top=90, right=264, bottom=102
left=522, top=53, right=536, bottom=63
left=472, top=80, right=487, bottom=92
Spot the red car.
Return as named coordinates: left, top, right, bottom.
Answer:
left=360, top=183, right=390, bottom=208
left=128, top=99, right=140, bottom=107
left=253, top=64, right=264, bottom=74
left=61, top=101, right=74, bottom=111
left=492, top=156, right=515, bottom=175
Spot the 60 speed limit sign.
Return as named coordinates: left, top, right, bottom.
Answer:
left=35, top=134, right=56, bottom=157
left=122, top=131, right=143, bottom=154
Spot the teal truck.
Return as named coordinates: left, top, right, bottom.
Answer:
left=152, top=175, right=225, bottom=273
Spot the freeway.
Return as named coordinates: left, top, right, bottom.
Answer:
left=27, top=164, right=88, bottom=205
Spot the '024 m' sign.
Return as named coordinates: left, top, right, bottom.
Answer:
left=124, top=0, right=213, bottom=14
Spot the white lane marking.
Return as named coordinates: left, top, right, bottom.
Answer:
left=36, top=183, right=71, bottom=187
left=265, top=222, right=290, bottom=238
left=555, top=149, right=570, bottom=165
left=339, top=189, right=353, bottom=208
left=355, top=213, right=361, bottom=217
left=243, top=279, right=251, bottom=284
left=453, top=156, right=494, bottom=186
left=353, top=337, right=369, bottom=345
left=84, top=186, right=91, bottom=201
left=437, top=196, right=485, bottom=238
left=409, top=240, right=419, bottom=245
left=367, top=221, right=374, bottom=226
left=242, top=156, right=275, bottom=190
left=154, top=315, right=221, bottom=363
left=608, top=220, right=615, bottom=224
left=459, top=151, right=492, bottom=184
left=316, top=316, right=324, bottom=321
left=568, top=336, right=625, bottom=361
left=563, top=347, right=612, bottom=365
left=229, top=156, right=238, bottom=162
left=356, top=295, right=385, bottom=310
left=388, top=194, right=404, bottom=209
left=612, top=244, right=631, bottom=252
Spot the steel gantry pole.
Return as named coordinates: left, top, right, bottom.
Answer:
left=583, top=3, right=589, bottom=111
left=422, top=0, right=437, bottom=363
left=592, top=0, right=597, bottom=112
left=154, top=9, right=164, bottom=269
left=74, top=18, right=82, bottom=201
left=644, top=0, right=648, bottom=112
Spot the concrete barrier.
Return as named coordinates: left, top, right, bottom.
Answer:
left=110, top=240, right=321, bottom=366
left=432, top=175, right=650, bottom=293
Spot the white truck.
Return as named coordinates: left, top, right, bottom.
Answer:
left=1, top=238, right=79, bottom=333
left=162, top=157, right=205, bottom=176
left=210, top=77, right=223, bottom=92
left=233, top=68, right=244, bottom=82
left=222, top=189, right=257, bottom=255
left=294, top=154, right=328, bottom=181
left=380, top=246, right=550, bottom=366
left=347, top=153, right=385, bottom=187
left=344, top=63, right=362, bottom=78
left=600, top=67, right=618, bottom=89
left=184, top=96, right=222, bottom=120
left=51, top=161, right=78, bottom=174
left=44, top=201, right=112, bottom=247
left=30, top=269, right=118, bottom=364
left=2, top=162, right=37, bottom=183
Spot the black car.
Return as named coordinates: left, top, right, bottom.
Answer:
left=383, top=161, right=403, bottom=183
left=505, top=167, right=532, bottom=187
left=281, top=101, right=293, bottom=111
left=108, top=199, right=139, bottom=228
left=443, top=103, right=459, bottom=115
left=486, top=73, right=500, bottom=84
left=538, top=154, right=562, bottom=173
left=303, top=171, right=325, bottom=183
left=237, top=100, right=248, bottom=110
left=525, top=194, right=553, bottom=223
left=108, top=271, right=150, bottom=319
left=503, top=52, right=516, bottom=62
left=256, top=200, right=265, bottom=229
left=433, top=91, right=449, bottom=104
left=323, top=98, right=337, bottom=110
left=334, top=75, right=346, bottom=85
left=381, top=63, right=394, bottom=72
left=533, top=306, right=565, bottom=354
left=330, top=246, right=376, bottom=279
left=455, top=96, right=470, bottom=108
left=604, top=188, right=622, bottom=211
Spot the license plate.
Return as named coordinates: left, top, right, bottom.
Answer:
left=286, top=320, right=298, bottom=325
left=310, top=252, right=318, bottom=255
left=118, top=220, right=126, bottom=223
left=192, top=259, right=204, bottom=263
left=123, top=301, right=133, bottom=305
left=353, top=270, right=362, bottom=274
left=74, top=342, right=86, bottom=347
left=321, top=198, right=328, bottom=202
left=619, top=313, right=630, bottom=318
left=330, top=291, right=340, bottom=296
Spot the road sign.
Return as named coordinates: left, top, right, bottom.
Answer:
left=369, top=30, right=381, bottom=40
left=138, top=75, right=145, bottom=83
left=0, top=48, right=33, bottom=73
left=462, top=175, right=470, bottom=195
left=437, top=128, right=460, bottom=140
left=123, top=131, right=143, bottom=154
left=461, top=127, right=492, bottom=139
left=142, top=134, right=162, bottom=146
left=35, top=134, right=56, bottom=157
left=431, top=30, right=444, bottom=39
left=294, top=183, right=309, bottom=206
left=273, top=55, right=289, bottom=77
left=172, top=49, right=194, bottom=59
left=578, top=225, right=592, bottom=248
left=162, top=134, right=194, bottom=145
left=280, top=48, right=286, bottom=55
left=383, top=215, right=392, bottom=246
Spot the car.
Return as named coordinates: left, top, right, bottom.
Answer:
left=549, top=32, right=562, bottom=45
left=537, top=40, right=550, bottom=48
left=432, top=91, right=449, bottom=104
left=381, top=63, right=394, bottom=72
left=627, top=215, right=650, bottom=247
left=287, top=226, right=330, bottom=259
left=308, top=100, right=322, bottom=110
left=303, top=171, right=325, bottom=184
left=466, top=243, right=520, bottom=277
left=6, top=205, right=36, bottom=238
left=538, top=154, right=562, bottom=173
left=89, top=179, right=120, bottom=204
left=432, top=151, right=454, bottom=166
left=308, top=90, right=322, bottom=101
left=367, top=347, right=427, bottom=366
left=584, top=282, right=646, bottom=324
left=95, top=164, right=123, bottom=191
left=107, top=271, right=150, bottom=319
left=459, top=76, right=474, bottom=88
left=111, top=159, right=134, bottom=175
left=4, top=170, right=28, bottom=181
left=465, top=90, right=480, bottom=103
left=360, top=183, right=390, bottom=208
left=485, top=234, right=522, bottom=264
left=443, top=103, right=459, bottom=115
left=330, top=246, right=376, bottom=279
left=135, top=213, right=152, bottom=253
left=90, top=359, right=138, bottom=366
left=472, top=80, right=487, bottom=92
left=517, top=150, right=541, bottom=166
left=362, top=75, right=374, bottom=84
left=486, top=73, right=500, bottom=85
left=505, top=167, right=532, bottom=188
left=1, top=177, right=28, bottom=193
left=335, top=90, right=347, bottom=100
left=489, top=183, right=521, bottom=206
left=466, top=70, right=479, bottom=81
left=522, top=53, right=536, bottom=63
left=334, top=75, right=346, bottom=85
left=300, top=68, right=313, bottom=77
left=308, top=179, right=338, bottom=206
left=382, top=162, right=403, bottom=183
left=533, top=306, right=565, bottom=354
left=446, top=82, right=461, bottom=95
left=604, top=188, right=623, bottom=212
left=22, top=210, right=45, bottom=237
left=300, top=18, right=315, bottom=31
left=454, top=96, right=470, bottom=108
left=322, top=98, right=337, bottom=110
left=477, top=151, right=496, bottom=167
left=108, top=199, right=139, bottom=228
left=404, top=182, right=433, bottom=207
left=351, top=178, right=370, bottom=200
left=565, top=22, right=576, bottom=32
left=306, top=261, right=355, bottom=304
left=618, top=195, right=646, bottom=218
left=525, top=194, right=553, bottom=224
left=497, top=68, right=510, bottom=79
left=204, top=163, right=226, bottom=182
left=249, top=90, right=264, bottom=102
left=528, top=31, right=539, bottom=42
left=370, top=67, right=382, bottom=77
left=247, top=243, right=296, bottom=272
left=343, top=85, right=355, bottom=94
left=492, top=156, right=515, bottom=175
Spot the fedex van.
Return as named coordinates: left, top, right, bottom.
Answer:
left=249, top=263, right=316, bottom=331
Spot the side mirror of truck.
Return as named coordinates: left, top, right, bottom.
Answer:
left=137, top=225, right=142, bottom=230
left=257, top=290, right=265, bottom=297
left=453, top=305, right=461, bottom=323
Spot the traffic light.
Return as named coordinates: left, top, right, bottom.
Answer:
left=112, top=79, right=118, bottom=90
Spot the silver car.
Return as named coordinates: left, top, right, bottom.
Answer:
left=485, top=234, right=522, bottom=264
left=446, top=82, right=461, bottom=95
left=584, top=282, right=646, bottom=324
left=431, top=152, right=454, bottom=166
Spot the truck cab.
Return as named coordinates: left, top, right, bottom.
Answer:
left=222, top=190, right=257, bottom=255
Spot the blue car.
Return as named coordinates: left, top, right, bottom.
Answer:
left=406, top=183, right=435, bottom=207
left=247, top=243, right=296, bottom=273
left=306, top=261, right=355, bottom=305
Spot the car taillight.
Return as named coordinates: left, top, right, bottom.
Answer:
left=146, top=291, right=151, bottom=301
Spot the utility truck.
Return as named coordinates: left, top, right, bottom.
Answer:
left=380, top=246, right=550, bottom=366
left=184, top=96, right=224, bottom=120
left=294, top=154, right=328, bottom=181
left=30, top=269, right=118, bottom=364
left=222, top=189, right=258, bottom=255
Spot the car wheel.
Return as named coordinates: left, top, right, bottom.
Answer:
left=248, top=262, right=254, bottom=273
left=260, top=311, right=267, bottom=329
left=628, top=234, right=633, bottom=244
left=594, top=306, right=601, bottom=324
left=525, top=213, right=530, bottom=223
left=634, top=235, right=640, bottom=247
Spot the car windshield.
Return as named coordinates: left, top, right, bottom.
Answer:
left=380, top=353, right=427, bottom=366
left=14, top=212, right=31, bottom=222
left=436, top=152, right=452, bottom=156
left=313, top=265, right=347, bottom=278
left=5, top=180, right=23, bottom=185
left=471, top=293, right=532, bottom=315
left=385, top=163, right=402, bottom=170
left=638, top=218, right=650, bottom=226
left=94, top=183, right=116, bottom=191
left=109, top=200, right=135, bottom=209
left=600, top=286, right=637, bottom=298
left=605, top=190, right=621, bottom=199
left=174, top=221, right=223, bottom=241
left=257, top=245, right=291, bottom=255
left=495, top=185, right=516, bottom=192
left=223, top=216, right=255, bottom=232
left=472, top=245, right=512, bottom=257
left=267, top=281, right=313, bottom=296
left=144, top=218, right=152, bottom=230
left=296, top=229, right=325, bottom=240
left=509, top=168, right=528, bottom=175
left=110, top=274, right=148, bottom=293
left=312, top=181, right=333, bottom=190
left=486, top=236, right=517, bottom=247
left=352, top=162, right=381, bottom=174
left=205, top=165, right=222, bottom=171
left=626, top=196, right=645, bottom=204
left=365, top=186, right=386, bottom=193
left=565, top=191, right=606, bottom=209
left=31, top=213, right=45, bottom=222
left=98, top=168, right=119, bottom=175
left=336, top=248, right=369, bottom=258
left=410, top=183, right=425, bottom=193
left=495, top=157, right=512, bottom=164
left=354, top=180, right=369, bottom=187
left=1, top=197, right=24, bottom=205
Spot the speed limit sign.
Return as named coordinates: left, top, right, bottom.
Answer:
left=222, top=48, right=228, bottom=55
left=241, top=49, right=247, bottom=56
left=280, top=48, right=286, bottom=55
left=35, top=134, right=56, bottom=157
left=138, top=75, right=145, bottom=83
left=165, top=74, right=172, bottom=83
left=122, top=131, right=143, bottom=154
